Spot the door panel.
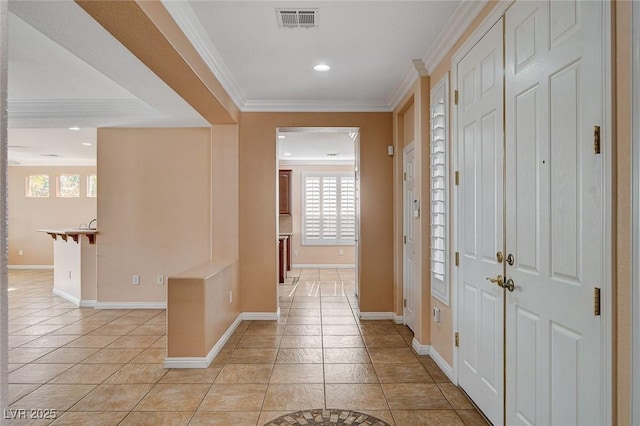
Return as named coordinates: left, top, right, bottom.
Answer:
left=403, top=145, right=416, bottom=331
left=505, top=1, right=603, bottom=424
left=456, top=18, right=504, bottom=426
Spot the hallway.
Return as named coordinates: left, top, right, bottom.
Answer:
left=7, top=269, right=487, bottom=425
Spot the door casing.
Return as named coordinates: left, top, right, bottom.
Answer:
left=449, top=0, right=613, bottom=423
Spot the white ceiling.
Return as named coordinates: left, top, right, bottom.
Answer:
left=278, top=128, right=356, bottom=163
left=164, top=1, right=483, bottom=111
left=7, top=0, right=487, bottom=166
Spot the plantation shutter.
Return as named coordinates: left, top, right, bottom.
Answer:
left=430, top=77, right=449, bottom=304
left=303, top=173, right=355, bottom=245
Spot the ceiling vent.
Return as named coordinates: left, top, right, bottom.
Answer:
left=276, top=9, right=318, bottom=28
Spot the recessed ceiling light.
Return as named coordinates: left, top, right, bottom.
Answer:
left=313, top=64, right=330, bottom=72
left=82, top=142, right=92, bottom=146
left=327, top=153, right=339, bottom=157
left=278, top=135, right=286, bottom=139
left=69, top=126, right=80, bottom=131
left=284, top=152, right=291, bottom=156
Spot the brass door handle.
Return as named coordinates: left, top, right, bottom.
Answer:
left=486, top=275, right=504, bottom=288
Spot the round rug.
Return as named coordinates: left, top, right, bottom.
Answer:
left=263, top=408, right=391, bottom=425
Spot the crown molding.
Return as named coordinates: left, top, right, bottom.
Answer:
left=388, top=0, right=489, bottom=111
left=161, top=0, right=246, bottom=108
left=243, top=99, right=391, bottom=113
left=8, top=99, right=156, bottom=119
left=422, top=0, right=490, bottom=72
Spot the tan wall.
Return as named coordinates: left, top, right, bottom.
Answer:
left=614, top=1, right=632, bottom=423
left=8, top=166, right=97, bottom=266
left=240, top=112, right=393, bottom=313
left=407, top=0, right=632, bottom=420
left=97, top=128, right=211, bottom=303
left=282, top=164, right=356, bottom=266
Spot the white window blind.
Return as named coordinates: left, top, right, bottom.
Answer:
left=303, top=172, right=355, bottom=245
left=430, top=76, right=449, bottom=305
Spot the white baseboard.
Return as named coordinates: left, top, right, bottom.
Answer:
left=358, top=311, right=394, bottom=320
left=164, top=314, right=242, bottom=368
left=412, top=338, right=431, bottom=356
left=429, top=345, right=455, bottom=383
left=9, top=265, right=53, bottom=270
left=291, top=264, right=355, bottom=269
left=242, top=312, right=279, bottom=320
left=393, top=313, right=403, bottom=324
left=93, top=302, right=167, bottom=309
left=52, top=288, right=80, bottom=306
left=79, top=300, right=97, bottom=308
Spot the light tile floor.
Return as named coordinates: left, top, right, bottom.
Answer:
left=6, top=269, right=489, bottom=425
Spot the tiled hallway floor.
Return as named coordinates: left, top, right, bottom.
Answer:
left=6, top=269, right=489, bottom=425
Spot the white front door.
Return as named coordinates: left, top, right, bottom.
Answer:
left=402, top=144, right=416, bottom=331
left=456, top=18, right=505, bottom=426
left=505, top=1, right=605, bottom=424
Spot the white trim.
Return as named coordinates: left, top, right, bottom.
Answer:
left=451, top=0, right=513, bottom=68
left=243, top=99, right=390, bottom=113
left=387, top=0, right=489, bottom=110
left=429, top=344, right=455, bottom=383
left=392, top=314, right=403, bottom=325
left=632, top=1, right=640, bottom=423
left=430, top=74, right=450, bottom=306
left=93, top=302, right=167, bottom=309
left=241, top=312, right=279, bottom=321
left=600, top=2, right=614, bottom=423
left=164, top=314, right=242, bottom=368
left=79, top=300, right=96, bottom=308
left=422, top=0, right=490, bottom=73
left=358, top=311, right=394, bottom=321
left=450, top=0, right=510, bottom=394
left=160, top=0, right=246, bottom=108
left=9, top=265, right=53, bottom=270
left=291, top=264, right=355, bottom=269
left=278, top=160, right=355, bottom=167
left=52, top=288, right=80, bottom=306
left=411, top=338, right=430, bottom=356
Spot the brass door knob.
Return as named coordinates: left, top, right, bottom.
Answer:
left=486, top=275, right=504, bottom=288
left=496, top=251, right=504, bottom=263
left=504, top=278, right=515, bottom=292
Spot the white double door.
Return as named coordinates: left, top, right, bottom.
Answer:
left=457, top=1, right=605, bottom=425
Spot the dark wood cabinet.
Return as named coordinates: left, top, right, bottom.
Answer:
left=279, top=169, right=292, bottom=215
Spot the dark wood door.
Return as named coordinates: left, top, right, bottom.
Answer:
left=279, top=170, right=292, bottom=215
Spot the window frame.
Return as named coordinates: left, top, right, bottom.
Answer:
left=25, top=174, right=50, bottom=198
left=430, top=75, right=450, bottom=305
left=56, top=174, right=81, bottom=198
left=301, top=171, right=355, bottom=246
left=87, top=174, right=97, bottom=198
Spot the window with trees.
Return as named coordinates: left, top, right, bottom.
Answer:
left=57, top=174, right=81, bottom=198
left=26, top=175, right=50, bottom=198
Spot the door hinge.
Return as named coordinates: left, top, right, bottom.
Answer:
left=454, top=90, right=459, bottom=105
left=594, top=125, right=601, bottom=154
left=594, top=287, right=601, bottom=316
left=455, top=252, right=459, bottom=266
left=403, top=172, right=407, bottom=181
left=403, top=235, right=407, bottom=244
left=455, top=171, right=459, bottom=186
left=403, top=298, right=407, bottom=308
left=455, top=332, right=459, bottom=347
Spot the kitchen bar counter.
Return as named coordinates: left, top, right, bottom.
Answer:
left=37, top=229, right=97, bottom=306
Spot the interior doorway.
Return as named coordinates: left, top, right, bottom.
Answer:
left=275, top=127, right=360, bottom=310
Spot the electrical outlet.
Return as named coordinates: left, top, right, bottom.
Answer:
left=229, top=291, right=233, bottom=304
left=18, top=250, right=23, bottom=256
left=157, top=275, right=164, bottom=285
left=132, top=275, right=140, bottom=285
left=339, top=248, right=344, bottom=256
